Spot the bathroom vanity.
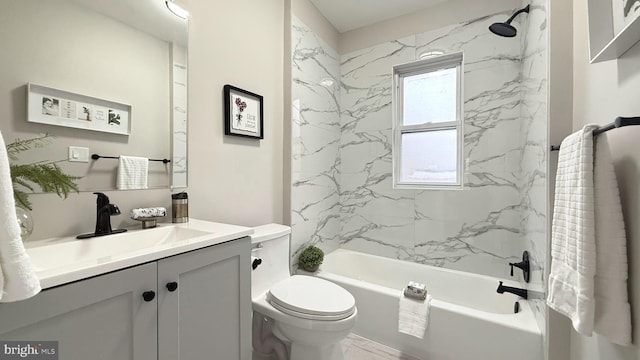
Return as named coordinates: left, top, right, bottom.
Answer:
left=0, top=220, right=252, bottom=360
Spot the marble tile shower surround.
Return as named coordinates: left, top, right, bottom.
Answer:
left=291, top=17, right=342, bottom=263
left=339, top=11, right=531, bottom=279
left=291, top=10, right=547, bottom=281
left=517, top=0, right=548, bottom=336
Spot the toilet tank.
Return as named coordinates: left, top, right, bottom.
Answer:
left=251, top=224, right=292, bottom=299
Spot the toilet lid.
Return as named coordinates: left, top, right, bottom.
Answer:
left=268, top=275, right=356, bottom=321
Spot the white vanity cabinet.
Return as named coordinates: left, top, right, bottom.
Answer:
left=0, top=236, right=251, bottom=360
left=0, top=261, right=158, bottom=359
left=157, top=237, right=252, bottom=360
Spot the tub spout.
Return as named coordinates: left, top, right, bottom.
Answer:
left=496, top=281, right=528, bottom=299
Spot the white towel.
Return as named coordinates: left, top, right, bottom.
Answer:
left=592, top=134, right=631, bottom=345
left=117, top=156, right=149, bottom=190
left=547, top=125, right=632, bottom=345
left=398, top=293, right=432, bottom=339
left=0, top=131, right=41, bottom=302
left=548, top=125, right=598, bottom=336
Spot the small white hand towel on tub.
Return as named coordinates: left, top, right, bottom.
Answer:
left=548, top=124, right=598, bottom=337
left=117, top=155, right=149, bottom=190
left=0, top=131, right=41, bottom=302
left=398, top=293, right=432, bottom=339
left=592, top=134, right=631, bottom=345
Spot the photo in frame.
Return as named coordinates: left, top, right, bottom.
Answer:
left=223, top=84, right=263, bottom=139
left=612, top=0, right=640, bottom=34
left=27, top=83, right=131, bottom=135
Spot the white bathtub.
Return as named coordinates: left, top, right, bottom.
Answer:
left=309, top=249, right=542, bottom=360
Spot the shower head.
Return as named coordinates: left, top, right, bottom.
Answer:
left=489, top=4, right=530, bottom=37
left=489, top=22, right=517, bottom=37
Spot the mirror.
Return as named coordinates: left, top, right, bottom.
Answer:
left=0, top=0, right=188, bottom=191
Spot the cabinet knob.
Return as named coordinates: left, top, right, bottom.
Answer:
left=166, top=282, right=178, bottom=292
left=142, top=291, right=156, bottom=302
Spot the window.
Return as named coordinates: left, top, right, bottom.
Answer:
left=392, top=52, right=463, bottom=189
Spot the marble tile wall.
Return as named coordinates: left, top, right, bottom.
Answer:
left=339, top=36, right=416, bottom=261
left=290, top=16, right=342, bottom=266
left=339, top=11, right=531, bottom=279
left=517, top=0, right=548, bottom=337
left=291, top=9, right=548, bottom=281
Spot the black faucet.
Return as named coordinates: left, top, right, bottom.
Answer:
left=497, top=281, right=528, bottom=299
left=77, top=192, right=128, bottom=239
left=509, top=250, right=530, bottom=283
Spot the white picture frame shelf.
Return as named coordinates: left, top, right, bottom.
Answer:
left=588, top=0, right=640, bottom=63
left=27, top=83, right=131, bottom=136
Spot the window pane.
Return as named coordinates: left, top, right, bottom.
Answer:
left=402, top=67, right=456, bottom=126
left=400, top=130, right=457, bottom=184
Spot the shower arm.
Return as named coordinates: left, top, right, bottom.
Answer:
left=505, top=5, right=530, bottom=25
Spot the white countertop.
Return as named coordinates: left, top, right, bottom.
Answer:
left=24, top=219, right=253, bottom=289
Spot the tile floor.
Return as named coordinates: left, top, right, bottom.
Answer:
left=341, top=334, right=422, bottom=360
left=252, top=333, right=423, bottom=360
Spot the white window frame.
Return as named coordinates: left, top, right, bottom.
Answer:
left=392, top=51, right=464, bottom=190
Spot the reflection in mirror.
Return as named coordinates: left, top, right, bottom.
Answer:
left=0, top=0, right=187, bottom=192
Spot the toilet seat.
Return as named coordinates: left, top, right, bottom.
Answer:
left=268, top=275, right=356, bottom=321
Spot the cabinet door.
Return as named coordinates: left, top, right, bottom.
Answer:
left=0, top=262, right=158, bottom=360
left=158, top=237, right=251, bottom=360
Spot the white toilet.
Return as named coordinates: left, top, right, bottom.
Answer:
left=251, top=224, right=357, bottom=360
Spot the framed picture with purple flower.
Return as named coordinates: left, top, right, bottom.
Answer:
left=223, top=84, right=264, bottom=139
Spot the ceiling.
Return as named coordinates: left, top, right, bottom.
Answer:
left=308, top=0, right=451, bottom=33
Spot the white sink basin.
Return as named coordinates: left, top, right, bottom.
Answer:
left=24, top=220, right=254, bottom=289
left=27, top=226, right=211, bottom=271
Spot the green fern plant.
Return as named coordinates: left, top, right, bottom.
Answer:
left=6, top=134, right=80, bottom=210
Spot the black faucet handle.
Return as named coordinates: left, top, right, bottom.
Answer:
left=109, top=204, right=122, bottom=216
left=508, top=251, right=531, bottom=283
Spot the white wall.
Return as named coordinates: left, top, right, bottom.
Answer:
left=568, top=0, right=640, bottom=358
left=184, top=0, right=285, bottom=226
